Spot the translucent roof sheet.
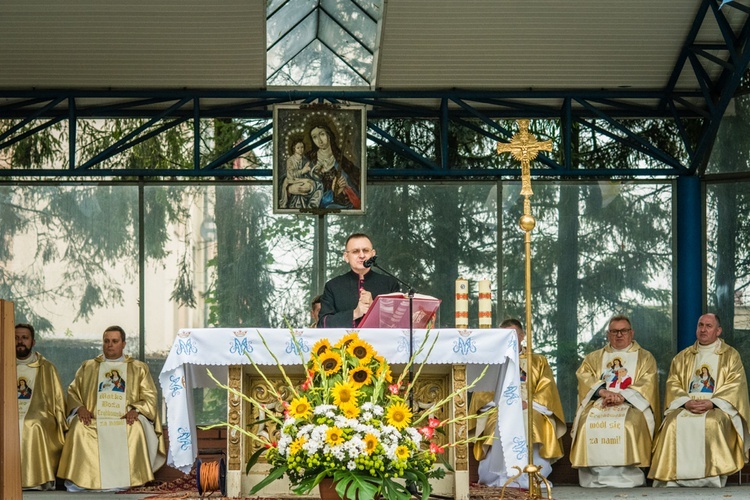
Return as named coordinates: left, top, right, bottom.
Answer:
left=267, top=0, right=383, bottom=86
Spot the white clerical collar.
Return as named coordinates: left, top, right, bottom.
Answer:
left=698, top=339, right=721, bottom=352
left=610, top=342, right=633, bottom=353
left=16, top=352, right=37, bottom=365
left=104, top=355, right=125, bottom=362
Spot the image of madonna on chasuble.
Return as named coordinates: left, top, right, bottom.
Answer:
left=649, top=339, right=750, bottom=486
left=570, top=340, right=660, bottom=478
left=57, top=354, right=166, bottom=490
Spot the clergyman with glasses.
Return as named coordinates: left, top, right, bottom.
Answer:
left=318, top=233, right=400, bottom=328
left=569, top=314, right=660, bottom=488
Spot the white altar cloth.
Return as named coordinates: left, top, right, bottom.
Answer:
left=159, top=327, right=524, bottom=477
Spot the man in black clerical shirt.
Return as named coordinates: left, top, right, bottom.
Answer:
left=319, top=233, right=400, bottom=327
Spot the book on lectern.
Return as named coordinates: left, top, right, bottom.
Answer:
left=358, top=292, right=441, bottom=329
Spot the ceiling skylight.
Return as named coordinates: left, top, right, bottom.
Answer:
left=267, top=0, right=383, bottom=86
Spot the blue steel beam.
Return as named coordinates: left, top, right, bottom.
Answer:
left=367, top=123, right=440, bottom=171
left=662, top=0, right=750, bottom=175
left=574, top=99, right=689, bottom=171
left=0, top=89, right=707, bottom=119
left=0, top=166, right=684, bottom=180
left=0, top=86, right=709, bottom=179
left=76, top=98, right=191, bottom=170
left=688, top=0, right=750, bottom=174
left=203, top=124, right=273, bottom=171
left=0, top=97, right=65, bottom=144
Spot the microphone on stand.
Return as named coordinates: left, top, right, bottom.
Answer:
left=361, top=254, right=418, bottom=409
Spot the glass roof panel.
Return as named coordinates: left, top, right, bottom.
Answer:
left=267, top=0, right=288, bottom=16
left=318, top=11, right=372, bottom=78
left=267, top=0, right=317, bottom=48
left=267, top=14, right=317, bottom=75
left=268, top=41, right=369, bottom=87
left=321, top=0, right=377, bottom=51
left=348, top=0, right=383, bottom=20
left=267, top=0, right=384, bottom=86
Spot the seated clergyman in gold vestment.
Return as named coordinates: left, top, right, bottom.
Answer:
left=471, top=318, right=566, bottom=488
left=649, top=313, right=750, bottom=488
left=570, top=315, right=660, bottom=488
left=15, top=323, right=67, bottom=490
left=58, top=326, right=166, bottom=491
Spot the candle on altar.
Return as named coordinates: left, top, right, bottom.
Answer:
left=455, top=278, right=469, bottom=328
left=478, top=279, right=492, bottom=328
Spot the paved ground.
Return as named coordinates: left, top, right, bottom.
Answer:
left=19, top=485, right=750, bottom=499
left=552, top=485, right=750, bottom=499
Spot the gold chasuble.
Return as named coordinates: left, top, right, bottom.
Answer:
left=570, top=340, right=659, bottom=468
left=471, top=352, right=566, bottom=462
left=649, top=340, right=750, bottom=482
left=58, top=355, right=166, bottom=490
left=16, top=353, right=67, bottom=489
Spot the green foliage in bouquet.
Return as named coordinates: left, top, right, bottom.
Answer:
left=205, top=330, right=492, bottom=500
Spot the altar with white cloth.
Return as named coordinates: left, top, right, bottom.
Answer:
left=159, top=327, right=523, bottom=499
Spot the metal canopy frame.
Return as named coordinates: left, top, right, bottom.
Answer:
left=0, top=0, right=748, bottom=180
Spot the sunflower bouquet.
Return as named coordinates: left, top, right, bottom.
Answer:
left=206, top=330, right=491, bottom=500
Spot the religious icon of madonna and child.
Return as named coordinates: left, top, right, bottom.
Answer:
left=689, top=364, right=715, bottom=393
left=99, top=369, right=126, bottom=392
left=273, top=105, right=365, bottom=214
left=17, top=377, right=32, bottom=399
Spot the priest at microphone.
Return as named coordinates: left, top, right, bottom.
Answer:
left=319, top=233, right=400, bottom=328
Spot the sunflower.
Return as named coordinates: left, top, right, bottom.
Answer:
left=349, top=365, right=374, bottom=388
left=363, top=433, right=378, bottom=455
left=319, top=351, right=342, bottom=375
left=325, top=426, right=345, bottom=446
left=332, top=381, right=360, bottom=407
left=288, top=396, right=313, bottom=420
left=395, top=445, right=410, bottom=460
left=340, top=402, right=361, bottom=419
left=311, top=338, right=332, bottom=357
left=334, top=332, right=360, bottom=349
left=289, top=436, right=307, bottom=455
left=346, top=339, right=374, bottom=364
left=386, top=401, right=413, bottom=430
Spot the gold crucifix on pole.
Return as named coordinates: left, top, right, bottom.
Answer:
left=497, top=119, right=553, bottom=500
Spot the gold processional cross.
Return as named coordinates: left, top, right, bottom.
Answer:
left=496, top=119, right=552, bottom=197
left=496, top=119, right=553, bottom=500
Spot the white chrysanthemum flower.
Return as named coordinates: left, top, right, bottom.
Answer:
left=277, top=434, right=293, bottom=454
left=383, top=442, right=398, bottom=461
left=302, top=439, right=322, bottom=454
left=299, top=423, right=314, bottom=435
left=381, top=425, right=400, bottom=442
left=314, top=404, right=337, bottom=415
left=372, top=404, right=384, bottom=416
left=344, top=436, right=366, bottom=457
left=347, top=460, right=357, bottom=470
left=333, top=415, right=352, bottom=428
left=405, top=427, right=422, bottom=445
left=326, top=445, right=346, bottom=461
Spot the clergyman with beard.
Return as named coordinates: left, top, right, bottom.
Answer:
left=15, top=322, right=67, bottom=490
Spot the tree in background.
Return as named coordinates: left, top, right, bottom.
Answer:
left=329, top=118, right=497, bottom=328
left=498, top=118, right=683, bottom=416
left=707, top=74, right=750, bottom=350
left=0, top=119, right=193, bottom=333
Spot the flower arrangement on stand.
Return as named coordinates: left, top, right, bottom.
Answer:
left=205, top=331, right=493, bottom=500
